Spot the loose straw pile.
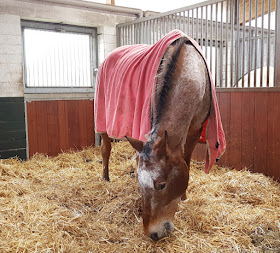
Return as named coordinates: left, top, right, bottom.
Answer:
left=0, top=142, right=280, bottom=252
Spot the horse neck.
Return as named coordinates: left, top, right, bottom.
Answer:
left=151, top=43, right=208, bottom=155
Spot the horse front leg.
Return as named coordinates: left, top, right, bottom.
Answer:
left=101, top=133, right=111, bottom=181
left=181, top=128, right=203, bottom=200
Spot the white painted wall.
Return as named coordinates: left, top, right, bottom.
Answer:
left=0, top=0, right=135, bottom=97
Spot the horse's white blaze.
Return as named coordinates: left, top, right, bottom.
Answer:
left=137, top=166, right=161, bottom=190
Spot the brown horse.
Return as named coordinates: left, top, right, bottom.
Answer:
left=99, top=37, right=211, bottom=241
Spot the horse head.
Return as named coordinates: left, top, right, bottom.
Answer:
left=126, top=131, right=189, bottom=241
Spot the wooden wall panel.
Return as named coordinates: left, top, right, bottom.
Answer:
left=26, top=100, right=95, bottom=157
left=267, top=93, right=280, bottom=180
left=193, top=90, right=280, bottom=181
left=241, top=93, right=255, bottom=170
left=229, top=92, right=242, bottom=169
left=0, top=97, right=27, bottom=159
left=254, top=92, right=268, bottom=175
left=217, top=92, right=231, bottom=165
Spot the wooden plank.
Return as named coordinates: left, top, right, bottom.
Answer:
left=267, top=92, right=280, bottom=180
left=0, top=130, right=26, bottom=142
left=241, top=92, right=255, bottom=171
left=67, top=100, right=80, bottom=150
left=229, top=92, right=242, bottom=169
left=272, top=93, right=280, bottom=180
left=0, top=149, right=27, bottom=160
left=85, top=100, right=95, bottom=147
left=0, top=121, right=25, bottom=132
left=254, top=92, right=268, bottom=175
left=217, top=92, right=231, bottom=166
left=0, top=101, right=25, bottom=121
left=0, top=97, right=24, bottom=103
left=35, top=101, right=49, bottom=155
left=79, top=100, right=89, bottom=149
left=58, top=100, right=69, bottom=153
left=26, top=102, right=38, bottom=157
left=46, top=101, right=59, bottom=156
left=0, top=139, right=26, bottom=150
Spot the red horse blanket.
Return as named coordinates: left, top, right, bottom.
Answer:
left=95, top=30, right=226, bottom=173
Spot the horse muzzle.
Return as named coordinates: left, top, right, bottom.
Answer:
left=149, top=221, right=174, bottom=241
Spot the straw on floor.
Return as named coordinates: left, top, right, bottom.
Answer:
left=0, top=141, right=280, bottom=252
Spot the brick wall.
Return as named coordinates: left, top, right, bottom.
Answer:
left=0, top=14, right=23, bottom=97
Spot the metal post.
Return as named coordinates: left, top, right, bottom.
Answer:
left=275, top=0, right=280, bottom=86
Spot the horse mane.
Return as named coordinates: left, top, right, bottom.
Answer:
left=151, top=37, right=189, bottom=128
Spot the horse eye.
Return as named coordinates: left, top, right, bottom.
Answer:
left=156, top=182, right=166, bottom=191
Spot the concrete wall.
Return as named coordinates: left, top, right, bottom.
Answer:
left=0, top=0, right=136, bottom=97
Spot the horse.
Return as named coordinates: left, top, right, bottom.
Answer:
left=95, top=30, right=225, bottom=241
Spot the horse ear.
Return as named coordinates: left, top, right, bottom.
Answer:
left=125, top=136, right=144, bottom=152
left=153, top=130, right=169, bottom=157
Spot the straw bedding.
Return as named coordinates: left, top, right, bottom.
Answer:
left=0, top=142, right=280, bottom=252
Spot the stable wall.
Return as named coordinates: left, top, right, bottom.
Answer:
left=0, top=0, right=136, bottom=158
left=193, top=89, right=280, bottom=181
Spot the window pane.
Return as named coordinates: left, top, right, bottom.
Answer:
left=23, top=29, right=92, bottom=87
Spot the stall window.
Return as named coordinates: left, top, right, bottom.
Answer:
left=22, top=21, right=97, bottom=92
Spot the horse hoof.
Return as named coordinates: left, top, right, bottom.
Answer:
left=103, top=176, right=110, bottom=181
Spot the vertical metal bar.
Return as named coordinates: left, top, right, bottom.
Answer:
left=188, top=10, right=190, bottom=35
left=267, top=0, right=272, bottom=86
left=260, top=0, right=265, bottom=87
left=248, top=0, right=252, bottom=87
left=160, top=18, right=162, bottom=39
left=220, top=2, right=223, bottom=87
left=181, top=11, right=183, bottom=31
left=201, top=6, right=204, bottom=50
left=192, top=9, right=195, bottom=37
left=225, top=0, right=229, bottom=87
left=206, top=4, right=208, bottom=60
left=254, top=0, right=258, bottom=87
left=275, top=0, right=280, bottom=86
left=230, top=0, right=234, bottom=87
left=196, top=7, right=199, bottom=40
left=215, top=3, right=218, bottom=86
left=235, top=0, right=240, bottom=87
left=210, top=4, right=213, bottom=74
left=241, top=0, right=246, bottom=87
left=183, top=11, right=186, bottom=33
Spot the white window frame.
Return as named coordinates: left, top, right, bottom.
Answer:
left=21, top=20, right=97, bottom=94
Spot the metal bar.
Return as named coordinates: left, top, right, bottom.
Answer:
left=196, top=7, right=199, bottom=40
left=235, top=0, right=240, bottom=88
left=116, top=0, right=226, bottom=28
left=201, top=6, right=204, bottom=50
left=225, top=0, right=229, bottom=87
left=183, top=11, right=186, bottom=33
left=248, top=0, right=252, bottom=87
left=210, top=4, right=213, bottom=73
left=267, top=0, right=271, bottom=86
left=220, top=1, right=223, bottom=87
left=230, top=0, right=234, bottom=87
left=275, top=0, right=280, bottom=86
left=260, top=0, right=265, bottom=87
left=215, top=3, right=218, bottom=86
left=254, top=0, right=258, bottom=87
left=192, top=8, right=194, bottom=37
left=206, top=4, right=208, bottom=60
left=188, top=10, right=190, bottom=35
left=241, top=0, right=246, bottom=87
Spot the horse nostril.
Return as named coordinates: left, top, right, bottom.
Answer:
left=150, top=232, right=159, bottom=241
left=164, top=222, right=172, bottom=231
